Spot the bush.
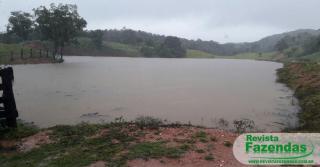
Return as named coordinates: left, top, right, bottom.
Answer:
left=134, top=116, right=163, bottom=129
left=233, top=119, right=255, bottom=133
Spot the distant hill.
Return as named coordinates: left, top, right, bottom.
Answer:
left=247, top=29, right=320, bottom=52
left=187, top=29, right=320, bottom=55
left=95, top=28, right=320, bottom=56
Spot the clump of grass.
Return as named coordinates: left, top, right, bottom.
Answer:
left=194, top=131, right=207, bottom=138
left=193, top=131, right=208, bottom=143
left=179, top=144, right=191, bottom=151
left=223, top=140, right=233, bottom=147
left=195, top=149, right=205, bottom=153
left=49, top=123, right=102, bottom=146
left=204, top=153, right=214, bottom=161
left=135, top=116, right=163, bottom=129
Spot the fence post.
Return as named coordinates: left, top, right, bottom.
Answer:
left=20, top=48, right=23, bottom=59
left=53, top=50, right=55, bottom=61
left=46, top=50, right=49, bottom=57
left=39, top=49, right=42, bottom=58
left=30, top=48, right=33, bottom=58
left=10, top=51, right=14, bottom=62
left=0, top=67, right=18, bottom=128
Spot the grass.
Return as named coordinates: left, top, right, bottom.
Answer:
left=105, top=41, right=141, bottom=57
left=216, top=52, right=281, bottom=61
left=0, top=43, right=29, bottom=64
left=193, top=131, right=209, bottom=143
left=186, top=49, right=216, bottom=58
left=0, top=42, right=58, bottom=64
left=297, top=51, right=320, bottom=62
left=65, top=39, right=142, bottom=57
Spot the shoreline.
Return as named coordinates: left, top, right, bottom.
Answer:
left=277, top=62, right=320, bottom=132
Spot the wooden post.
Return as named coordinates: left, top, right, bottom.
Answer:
left=20, top=48, right=23, bottom=59
left=0, top=67, right=18, bottom=128
left=30, top=48, right=33, bottom=58
left=60, top=47, right=63, bottom=60
left=53, top=50, right=55, bottom=60
left=10, top=51, right=14, bottom=61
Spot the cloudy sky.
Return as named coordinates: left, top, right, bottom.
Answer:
left=0, top=0, right=320, bottom=43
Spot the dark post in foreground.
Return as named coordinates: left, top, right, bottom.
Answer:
left=0, top=67, right=18, bottom=128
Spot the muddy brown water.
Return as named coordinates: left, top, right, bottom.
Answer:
left=12, top=56, right=299, bottom=131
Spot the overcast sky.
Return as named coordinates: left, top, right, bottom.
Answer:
left=0, top=0, right=320, bottom=43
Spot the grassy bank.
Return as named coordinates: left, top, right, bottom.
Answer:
left=0, top=119, right=238, bottom=167
left=0, top=43, right=57, bottom=64
left=277, top=62, right=320, bottom=131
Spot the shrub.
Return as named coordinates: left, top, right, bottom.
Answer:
left=135, top=116, right=163, bottom=129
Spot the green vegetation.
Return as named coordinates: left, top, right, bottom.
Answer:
left=7, top=11, right=33, bottom=41
left=193, top=131, right=209, bottom=143
left=0, top=3, right=86, bottom=63
left=186, top=49, right=216, bottom=58
left=0, top=120, right=195, bottom=167
left=0, top=43, right=57, bottom=64
left=140, top=36, right=186, bottom=58
left=34, top=3, right=86, bottom=60
left=277, top=62, right=320, bottom=131
left=106, top=41, right=140, bottom=56
left=0, top=117, right=236, bottom=166
left=134, top=116, right=163, bottom=129
left=216, top=52, right=282, bottom=61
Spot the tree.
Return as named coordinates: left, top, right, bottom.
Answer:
left=90, top=30, right=103, bottom=49
left=140, top=45, right=155, bottom=57
left=158, top=36, right=186, bottom=58
left=34, top=3, right=87, bottom=60
left=6, top=11, right=33, bottom=41
left=121, top=28, right=142, bottom=44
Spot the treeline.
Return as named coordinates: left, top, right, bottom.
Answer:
left=78, top=28, right=320, bottom=57
left=0, top=3, right=187, bottom=58
left=79, top=29, right=186, bottom=58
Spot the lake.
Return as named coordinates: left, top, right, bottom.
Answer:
left=13, top=56, right=299, bottom=131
